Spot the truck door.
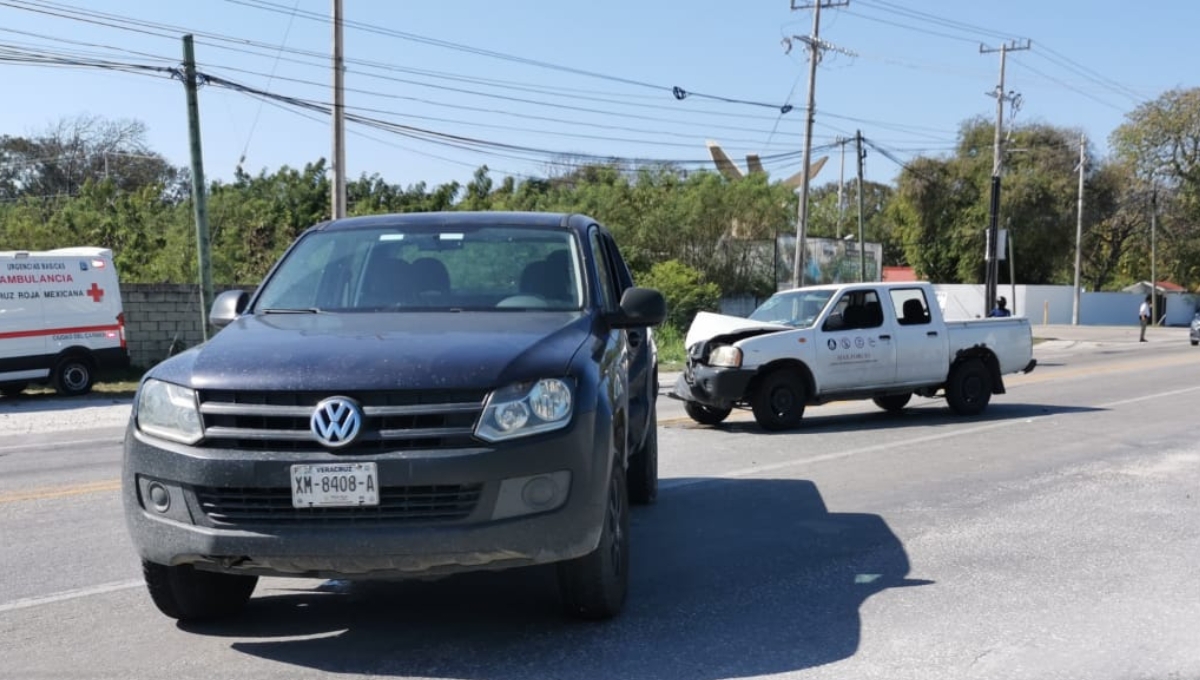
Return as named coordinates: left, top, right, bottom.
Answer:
left=888, top=287, right=948, bottom=385
left=815, top=288, right=897, bottom=391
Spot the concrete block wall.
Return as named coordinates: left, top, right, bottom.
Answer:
left=119, top=283, right=255, bottom=369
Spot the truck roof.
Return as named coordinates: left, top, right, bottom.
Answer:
left=774, top=280, right=931, bottom=294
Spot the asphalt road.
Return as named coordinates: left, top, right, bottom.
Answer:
left=1, top=337, right=1198, bottom=679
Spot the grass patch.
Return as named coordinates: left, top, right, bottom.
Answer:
left=655, top=325, right=687, bottom=372
left=25, top=366, right=145, bottom=398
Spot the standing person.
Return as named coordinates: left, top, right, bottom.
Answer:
left=988, top=296, right=1012, bottom=318
left=1139, top=295, right=1151, bottom=342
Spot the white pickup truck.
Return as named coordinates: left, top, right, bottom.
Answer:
left=670, top=281, right=1037, bottom=430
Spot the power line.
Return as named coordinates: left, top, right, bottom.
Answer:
left=224, top=0, right=794, bottom=111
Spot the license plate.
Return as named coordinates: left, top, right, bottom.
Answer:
left=291, top=462, right=379, bottom=508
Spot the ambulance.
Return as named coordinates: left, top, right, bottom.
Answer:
left=0, top=247, right=129, bottom=397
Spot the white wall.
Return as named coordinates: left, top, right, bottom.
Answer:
left=1080, top=292, right=1140, bottom=326
left=723, top=285, right=1198, bottom=326
left=1166, top=294, right=1199, bottom=326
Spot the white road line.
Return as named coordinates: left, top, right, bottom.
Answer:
left=0, top=580, right=142, bottom=614
left=0, top=434, right=123, bottom=454
left=1099, top=384, right=1200, bottom=408
left=661, top=418, right=1015, bottom=491
left=662, top=383, right=1200, bottom=492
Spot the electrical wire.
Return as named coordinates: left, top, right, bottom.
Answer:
left=238, top=0, right=301, bottom=168
left=224, top=0, right=793, bottom=111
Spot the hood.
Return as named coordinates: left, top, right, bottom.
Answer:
left=684, top=311, right=791, bottom=349
left=158, top=311, right=592, bottom=392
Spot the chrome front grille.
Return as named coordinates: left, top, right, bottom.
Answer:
left=196, top=389, right=487, bottom=451
left=194, top=484, right=483, bottom=526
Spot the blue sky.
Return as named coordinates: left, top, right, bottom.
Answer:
left=0, top=0, right=1194, bottom=192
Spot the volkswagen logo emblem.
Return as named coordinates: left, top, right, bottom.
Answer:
left=310, top=397, right=363, bottom=448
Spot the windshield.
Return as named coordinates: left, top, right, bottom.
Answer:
left=254, top=225, right=584, bottom=312
left=748, top=289, right=835, bottom=328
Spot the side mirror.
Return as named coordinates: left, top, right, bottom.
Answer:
left=210, top=290, right=250, bottom=328
left=610, top=287, right=666, bottom=329
left=823, top=312, right=845, bottom=332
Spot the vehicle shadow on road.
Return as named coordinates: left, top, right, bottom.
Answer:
left=703, top=402, right=1105, bottom=436
left=184, top=478, right=931, bottom=679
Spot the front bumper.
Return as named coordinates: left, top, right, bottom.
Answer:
left=669, top=363, right=755, bottom=409
left=122, top=411, right=609, bottom=579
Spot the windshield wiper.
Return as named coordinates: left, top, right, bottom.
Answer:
left=260, top=307, right=322, bottom=314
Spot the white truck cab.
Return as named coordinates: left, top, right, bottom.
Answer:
left=671, top=281, right=1036, bottom=430
left=0, top=247, right=129, bottom=397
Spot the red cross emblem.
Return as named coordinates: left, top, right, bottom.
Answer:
left=86, top=282, right=104, bottom=303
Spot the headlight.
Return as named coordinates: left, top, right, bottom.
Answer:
left=476, top=378, right=573, bottom=442
left=136, top=379, right=203, bottom=444
left=708, top=345, right=743, bottom=368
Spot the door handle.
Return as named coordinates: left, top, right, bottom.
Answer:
left=879, top=334, right=891, bottom=340
left=927, top=331, right=939, bottom=337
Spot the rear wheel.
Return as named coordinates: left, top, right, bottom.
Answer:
left=751, top=369, right=807, bottom=431
left=945, top=359, right=992, bottom=416
left=873, top=393, right=912, bottom=413
left=557, top=463, right=629, bottom=620
left=684, top=400, right=731, bottom=426
left=1192, top=340, right=1199, bottom=347
left=0, top=382, right=28, bottom=398
left=53, top=356, right=94, bottom=396
left=142, top=560, right=258, bottom=621
left=627, top=401, right=658, bottom=506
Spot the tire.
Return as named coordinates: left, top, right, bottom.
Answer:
left=751, top=369, right=807, bottom=431
left=142, top=560, right=258, bottom=621
left=1192, top=340, right=1199, bottom=347
left=627, top=402, right=658, bottom=506
left=53, top=356, right=94, bottom=397
left=684, top=400, right=732, bottom=426
left=557, top=463, right=629, bottom=620
left=0, top=382, right=28, bottom=398
left=873, top=393, right=912, bottom=413
left=945, top=359, right=993, bottom=416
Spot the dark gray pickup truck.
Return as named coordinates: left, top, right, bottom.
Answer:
left=123, top=212, right=665, bottom=621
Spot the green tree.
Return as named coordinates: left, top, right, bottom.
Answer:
left=638, top=260, right=721, bottom=333
left=891, top=118, right=1085, bottom=285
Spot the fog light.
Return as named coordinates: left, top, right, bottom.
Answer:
left=491, top=470, right=571, bottom=520
left=522, top=476, right=558, bottom=508
left=147, top=482, right=170, bottom=513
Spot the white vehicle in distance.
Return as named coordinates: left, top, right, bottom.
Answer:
left=670, top=281, right=1036, bottom=430
left=0, top=247, right=129, bottom=397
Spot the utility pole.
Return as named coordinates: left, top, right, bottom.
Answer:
left=979, top=39, right=1030, bottom=316
left=182, top=35, right=213, bottom=340
left=1072, top=133, right=1085, bottom=325
left=1151, top=181, right=1158, bottom=325
left=836, top=136, right=847, bottom=239
left=331, top=0, right=347, bottom=219
left=855, top=130, right=867, bottom=281
left=787, top=0, right=851, bottom=289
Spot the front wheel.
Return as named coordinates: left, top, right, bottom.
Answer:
left=142, top=561, right=258, bottom=621
left=873, top=393, right=912, bottom=413
left=1192, top=340, right=1199, bottom=347
left=945, top=359, right=992, bottom=416
left=684, top=400, right=731, bottom=426
left=557, top=463, right=629, bottom=620
left=751, top=369, right=807, bottom=431
left=53, top=356, right=94, bottom=396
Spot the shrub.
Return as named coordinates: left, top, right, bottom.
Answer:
left=639, top=259, right=721, bottom=333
